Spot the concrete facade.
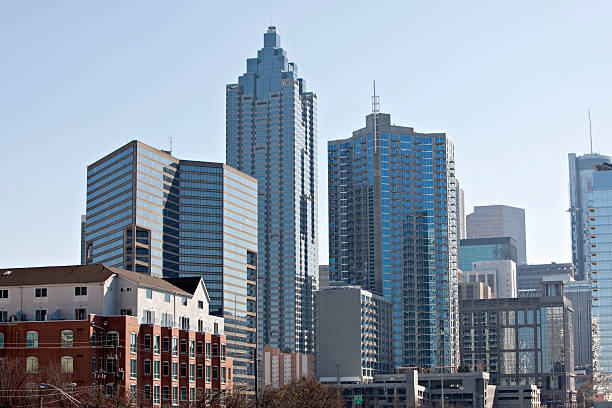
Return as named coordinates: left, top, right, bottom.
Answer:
left=463, top=260, right=517, bottom=299
left=260, top=344, right=314, bottom=388
left=459, top=282, right=493, bottom=300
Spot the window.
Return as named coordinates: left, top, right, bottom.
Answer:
left=154, top=360, right=160, bottom=379
left=189, top=363, right=195, bottom=381
left=154, top=335, right=160, bottom=354
left=212, top=343, right=218, bottom=357
left=144, top=309, right=155, bottom=324
left=144, top=385, right=151, bottom=400
left=74, top=308, right=86, bottom=320
left=180, top=316, right=190, bottom=330
left=198, top=319, right=203, bottom=332
left=146, top=289, right=153, bottom=299
left=120, top=308, right=133, bottom=316
left=106, top=357, right=116, bottom=373
left=106, top=332, right=119, bottom=347
left=130, top=359, right=137, bottom=378
left=180, top=363, right=187, bottom=378
left=172, top=337, right=178, bottom=356
left=180, top=387, right=187, bottom=401
left=163, top=361, right=169, bottom=377
left=221, top=344, right=226, bottom=361
left=91, top=332, right=96, bottom=347
left=180, top=339, right=187, bottom=354
left=61, top=330, right=73, bottom=347
left=91, top=357, right=96, bottom=373
left=130, top=332, right=137, bottom=353
left=162, top=336, right=169, bottom=352
left=164, top=293, right=171, bottom=302
left=213, top=366, right=218, bottom=380
left=26, top=331, right=38, bottom=348
left=198, top=300, right=203, bottom=309
left=196, top=341, right=203, bottom=356
left=228, top=367, right=231, bottom=381
left=197, top=364, right=203, bottom=379
left=190, top=387, right=195, bottom=402
left=154, top=385, right=160, bottom=404
left=172, top=362, right=178, bottom=380
left=61, top=357, right=74, bottom=374
left=206, top=365, right=211, bottom=382
left=130, top=384, right=136, bottom=400
left=35, top=288, right=47, bottom=297
left=74, top=286, right=87, bottom=296
left=35, top=309, right=46, bottom=321
left=144, top=359, right=152, bottom=376
left=172, top=386, right=178, bottom=405
left=181, top=297, right=187, bottom=306
left=0, top=333, right=5, bottom=348
left=221, top=367, right=225, bottom=384
left=0, top=311, right=7, bottom=322
left=0, top=290, right=8, bottom=298
left=206, top=342, right=211, bottom=359
left=189, top=340, right=194, bottom=358
left=163, top=386, right=169, bottom=401
left=26, top=357, right=38, bottom=373
left=144, top=334, right=151, bottom=350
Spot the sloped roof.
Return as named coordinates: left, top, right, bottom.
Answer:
left=163, top=277, right=210, bottom=301
left=0, top=264, right=190, bottom=296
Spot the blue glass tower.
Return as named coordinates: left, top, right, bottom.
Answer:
left=328, top=111, right=459, bottom=369
left=226, top=27, right=318, bottom=354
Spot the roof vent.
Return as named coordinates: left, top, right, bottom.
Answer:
left=2, top=271, right=12, bottom=276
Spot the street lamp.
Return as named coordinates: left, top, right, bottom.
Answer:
left=40, top=383, right=80, bottom=407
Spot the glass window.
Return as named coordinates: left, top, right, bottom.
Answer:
left=180, top=363, right=187, bottom=378
left=206, top=342, right=211, bottom=359
left=61, top=356, right=73, bottom=373
left=197, top=364, right=203, bottom=379
left=172, top=337, right=178, bottom=356
left=212, top=343, right=218, bottom=357
left=153, top=385, right=160, bottom=404
left=162, top=336, right=169, bottom=352
left=74, top=286, right=87, bottom=296
left=221, top=344, right=226, bottom=361
left=61, top=330, right=73, bottom=347
left=26, top=331, right=38, bottom=348
left=500, top=352, right=516, bottom=374
left=197, top=341, right=203, bottom=356
left=180, top=387, right=187, bottom=401
left=26, top=357, right=38, bottom=373
left=221, top=367, right=225, bottom=384
left=172, top=386, right=178, bottom=405
left=163, top=386, right=169, bottom=401
left=518, top=327, right=535, bottom=349
left=0, top=333, right=4, bottom=348
left=519, top=351, right=535, bottom=374
left=163, top=361, right=169, bottom=377
left=213, top=366, right=218, bottom=380
left=500, top=327, right=515, bottom=350
left=130, top=359, right=137, bottom=379
left=130, top=332, right=137, bottom=353
left=190, top=340, right=195, bottom=357
left=206, top=365, right=211, bottom=382
left=180, top=339, right=187, bottom=354
left=107, top=332, right=119, bottom=347
left=154, top=335, right=160, bottom=354
left=172, top=362, right=178, bottom=380
left=190, top=387, right=195, bottom=402
left=164, top=293, right=171, bottom=302
left=144, top=385, right=151, bottom=400
left=146, top=289, right=153, bottom=299
left=35, top=288, right=47, bottom=297
left=189, top=363, right=195, bottom=381
left=144, top=359, right=151, bottom=376
left=144, top=334, right=151, bottom=350
left=154, top=360, right=160, bottom=379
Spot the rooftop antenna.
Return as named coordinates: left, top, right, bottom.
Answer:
left=169, top=136, right=173, bottom=155
left=372, top=81, right=379, bottom=152
left=588, top=108, right=593, bottom=155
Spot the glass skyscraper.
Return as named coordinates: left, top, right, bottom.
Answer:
left=588, top=162, right=612, bottom=374
left=226, top=27, right=318, bottom=355
left=459, top=237, right=518, bottom=272
left=328, top=112, right=459, bottom=369
left=84, top=140, right=258, bottom=387
left=569, top=153, right=612, bottom=281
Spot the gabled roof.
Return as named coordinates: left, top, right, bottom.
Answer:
left=0, top=264, right=191, bottom=296
left=163, top=277, right=210, bottom=301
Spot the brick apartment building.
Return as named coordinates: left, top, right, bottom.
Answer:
left=0, top=264, right=233, bottom=406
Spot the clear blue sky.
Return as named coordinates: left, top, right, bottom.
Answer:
left=1, top=1, right=611, bottom=267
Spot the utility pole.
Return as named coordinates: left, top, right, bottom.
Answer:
left=336, top=363, right=341, bottom=408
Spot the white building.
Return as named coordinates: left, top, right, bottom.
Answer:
left=462, top=260, right=517, bottom=299
left=0, top=264, right=223, bottom=334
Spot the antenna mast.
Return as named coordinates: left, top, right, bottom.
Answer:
left=588, top=108, right=593, bottom=155
left=372, top=81, right=379, bottom=152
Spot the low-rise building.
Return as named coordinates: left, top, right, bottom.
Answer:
left=0, top=264, right=233, bottom=404
left=495, top=384, right=541, bottom=408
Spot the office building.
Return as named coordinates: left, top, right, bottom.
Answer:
left=318, top=264, right=330, bottom=289
left=80, top=214, right=86, bottom=264
left=517, top=263, right=574, bottom=295
left=260, top=345, right=314, bottom=388
left=226, top=26, right=318, bottom=355
left=316, top=286, right=392, bottom=383
left=588, top=162, right=612, bottom=374
left=459, top=281, right=492, bottom=300
left=459, top=237, right=518, bottom=272
left=0, top=265, right=233, bottom=404
left=568, top=153, right=612, bottom=281
left=564, top=280, right=593, bottom=369
left=466, top=205, right=527, bottom=264
left=328, top=109, right=459, bottom=369
left=463, top=260, right=517, bottom=298
left=460, top=281, right=576, bottom=407
left=84, top=141, right=257, bottom=388
left=457, top=180, right=466, bottom=240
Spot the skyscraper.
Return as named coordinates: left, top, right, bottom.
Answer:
left=466, top=205, right=527, bottom=264
left=328, top=110, right=459, bottom=369
left=80, top=214, right=86, bottom=264
left=588, top=162, right=612, bottom=374
left=456, top=180, right=465, bottom=240
left=226, top=27, right=318, bottom=355
left=459, top=237, right=518, bottom=272
left=84, top=141, right=258, bottom=387
left=568, top=153, right=612, bottom=281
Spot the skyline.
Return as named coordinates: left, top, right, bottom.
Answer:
left=2, top=1, right=612, bottom=268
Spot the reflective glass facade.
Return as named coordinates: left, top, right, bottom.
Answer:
left=459, top=237, right=518, bottom=272
left=226, top=27, right=318, bottom=354
left=85, top=141, right=257, bottom=388
left=589, top=164, right=612, bottom=374
left=328, top=112, right=459, bottom=369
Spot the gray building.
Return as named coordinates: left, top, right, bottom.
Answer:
left=80, top=214, right=86, bottom=264
left=460, top=281, right=576, bottom=407
left=226, top=26, right=318, bottom=355
left=517, top=263, right=575, bottom=294
left=316, top=286, right=391, bottom=383
left=457, top=180, right=466, bottom=240
left=466, top=205, right=527, bottom=265
left=84, top=140, right=258, bottom=388
left=565, top=280, right=593, bottom=370
left=328, top=109, right=459, bottom=369
left=459, top=237, right=518, bottom=272
left=318, top=264, right=329, bottom=289
left=568, top=153, right=611, bottom=281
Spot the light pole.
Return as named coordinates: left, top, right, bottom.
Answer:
left=39, top=383, right=80, bottom=407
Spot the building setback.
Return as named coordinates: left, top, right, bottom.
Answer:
left=328, top=110, right=459, bottom=369
left=84, top=141, right=257, bottom=389
left=459, top=237, right=518, bottom=272
left=316, top=286, right=392, bottom=383
left=0, top=265, right=232, bottom=405
left=226, top=26, right=318, bottom=355
left=466, top=205, right=527, bottom=265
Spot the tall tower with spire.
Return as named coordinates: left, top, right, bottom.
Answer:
left=226, top=27, right=318, bottom=355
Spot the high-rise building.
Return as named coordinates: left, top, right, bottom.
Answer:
left=466, top=205, right=527, bottom=264
left=328, top=110, right=459, bottom=369
left=459, top=237, right=518, bottom=272
left=588, top=162, right=612, bottom=374
left=457, top=180, right=466, bottom=240
left=80, top=214, right=86, bottom=264
left=462, top=260, right=517, bottom=299
left=565, top=280, right=593, bottom=369
left=318, top=265, right=330, bottom=290
left=516, top=263, right=574, bottom=295
left=84, top=141, right=258, bottom=388
left=568, top=153, right=612, bottom=281
left=226, top=26, right=318, bottom=355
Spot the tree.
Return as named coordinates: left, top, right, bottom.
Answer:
left=577, top=381, right=593, bottom=408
